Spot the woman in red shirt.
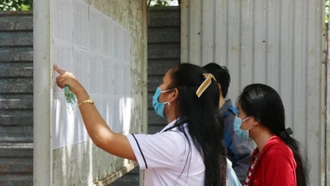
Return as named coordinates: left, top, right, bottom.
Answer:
left=234, top=84, right=307, bottom=186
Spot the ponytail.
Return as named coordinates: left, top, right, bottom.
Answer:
left=170, top=64, right=227, bottom=186
left=276, top=128, right=308, bottom=186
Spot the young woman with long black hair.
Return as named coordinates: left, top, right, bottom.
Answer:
left=235, top=84, right=308, bottom=186
left=54, top=63, right=228, bottom=186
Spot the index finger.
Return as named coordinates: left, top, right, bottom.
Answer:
left=53, top=64, right=66, bottom=75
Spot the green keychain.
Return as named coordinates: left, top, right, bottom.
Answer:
left=64, top=85, right=76, bottom=107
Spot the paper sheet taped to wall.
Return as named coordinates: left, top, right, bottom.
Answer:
left=52, top=0, right=131, bottom=149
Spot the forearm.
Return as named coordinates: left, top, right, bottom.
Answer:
left=76, top=88, right=114, bottom=146
left=75, top=88, right=136, bottom=160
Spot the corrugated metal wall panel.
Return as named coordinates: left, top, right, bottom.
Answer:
left=181, top=0, right=326, bottom=185
left=0, top=12, right=33, bottom=185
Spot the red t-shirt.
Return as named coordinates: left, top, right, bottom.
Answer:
left=244, top=136, right=297, bottom=186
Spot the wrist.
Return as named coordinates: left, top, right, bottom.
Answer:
left=75, top=86, right=89, bottom=103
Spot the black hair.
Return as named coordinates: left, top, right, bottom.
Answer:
left=238, top=83, right=308, bottom=186
left=203, top=63, right=231, bottom=98
left=168, top=63, right=227, bottom=186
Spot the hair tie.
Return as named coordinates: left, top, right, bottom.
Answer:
left=196, top=73, right=216, bottom=98
left=278, top=127, right=293, bottom=139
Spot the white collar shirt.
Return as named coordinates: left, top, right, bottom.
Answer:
left=127, top=119, right=205, bottom=186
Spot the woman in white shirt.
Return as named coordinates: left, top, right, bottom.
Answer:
left=54, top=63, right=228, bottom=186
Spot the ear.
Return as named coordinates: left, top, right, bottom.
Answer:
left=169, top=88, right=179, bottom=102
left=218, top=83, right=221, bottom=90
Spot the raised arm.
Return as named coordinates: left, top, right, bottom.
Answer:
left=54, top=64, right=136, bottom=160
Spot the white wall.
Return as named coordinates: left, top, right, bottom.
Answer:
left=34, top=0, right=147, bottom=185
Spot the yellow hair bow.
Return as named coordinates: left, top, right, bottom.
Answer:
left=196, top=73, right=216, bottom=98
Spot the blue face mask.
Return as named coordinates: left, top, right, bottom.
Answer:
left=152, top=87, right=172, bottom=118
left=233, top=116, right=251, bottom=140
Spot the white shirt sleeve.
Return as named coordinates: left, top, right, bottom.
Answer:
left=127, top=131, right=185, bottom=170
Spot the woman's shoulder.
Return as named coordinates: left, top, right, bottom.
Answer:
left=261, top=136, right=295, bottom=163
left=266, top=136, right=292, bottom=152
left=145, top=128, right=191, bottom=150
